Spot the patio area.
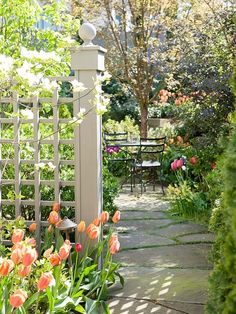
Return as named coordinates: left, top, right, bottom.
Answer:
left=108, top=187, right=214, bottom=314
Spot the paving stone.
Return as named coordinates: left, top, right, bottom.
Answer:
left=157, top=223, right=208, bottom=238
left=121, top=210, right=168, bottom=220
left=109, top=267, right=208, bottom=311
left=115, top=219, right=175, bottom=235
left=119, top=232, right=176, bottom=249
left=115, top=244, right=212, bottom=269
left=108, top=298, right=204, bottom=314
left=177, top=233, right=215, bottom=244
left=108, top=298, right=181, bottom=314
left=115, top=193, right=170, bottom=212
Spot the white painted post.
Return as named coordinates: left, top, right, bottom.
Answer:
left=71, top=23, right=106, bottom=235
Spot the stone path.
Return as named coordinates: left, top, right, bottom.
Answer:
left=108, top=188, right=214, bottom=314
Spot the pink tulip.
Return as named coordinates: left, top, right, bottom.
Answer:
left=171, top=160, right=178, bottom=171
left=176, top=159, right=184, bottom=168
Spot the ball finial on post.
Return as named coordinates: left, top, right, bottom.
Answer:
left=78, top=22, right=97, bottom=46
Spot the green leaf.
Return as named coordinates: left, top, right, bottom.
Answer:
left=114, top=271, right=125, bottom=287
left=23, top=292, right=40, bottom=310
left=74, top=304, right=85, bottom=313
left=100, top=301, right=111, bottom=314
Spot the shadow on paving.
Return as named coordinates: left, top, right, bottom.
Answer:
left=108, top=186, right=213, bottom=314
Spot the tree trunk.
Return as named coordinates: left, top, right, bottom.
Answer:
left=140, top=104, right=148, bottom=138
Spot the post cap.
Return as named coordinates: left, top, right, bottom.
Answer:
left=78, top=22, right=97, bottom=46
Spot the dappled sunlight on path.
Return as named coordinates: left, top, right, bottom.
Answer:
left=108, top=186, right=213, bottom=313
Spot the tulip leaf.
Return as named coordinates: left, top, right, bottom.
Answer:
left=100, top=301, right=111, bottom=314
left=114, top=271, right=125, bottom=287
left=23, top=291, right=40, bottom=310
left=74, top=304, right=85, bottom=313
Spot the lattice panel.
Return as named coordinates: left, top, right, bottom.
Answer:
left=0, top=77, right=80, bottom=247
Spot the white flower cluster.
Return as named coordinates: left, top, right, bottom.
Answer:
left=21, top=47, right=61, bottom=62
left=0, top=54, right=14, bottom=73
left=71, top=80, right=87, bottom=92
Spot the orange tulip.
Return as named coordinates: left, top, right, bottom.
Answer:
left=109, top=233, right=118, bottom=246
left=49, top=253, right=61, bottom=266
left=48, top=210, right=60, bottom=225
left=18, top=265, right=31, bottom=277
left=112, top=211, right=121, bottom=223
left=0, top=259, right=14, bottom=276
left=9, top=289, right=28, bottom=308
left=52, top=202, right=60, bottom=212
left=77, top=220, right=86, bottom=233
left=11, top=229, right=24, bottom=244
left=59, top=242, right=71, bottom=260
left=87, top=224, right=100, bottom=240
left=100, top=211, right=109, bottom=223
left=37, top=272, right=54, bottom=290
left=22, top=248, right=37, bottom=266
left=29, top=223, right=37, bottom=232
left=109, top=240, right=120, bottom=255
left=92, top=217, right=101, bottom=227
left=11, top=248, right=22, bottom=264
left=43, top=246, right=54, bottom=258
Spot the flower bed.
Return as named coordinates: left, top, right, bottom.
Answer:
left=0, top=206, right=123, bottom=313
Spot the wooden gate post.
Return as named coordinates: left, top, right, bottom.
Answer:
left=71, top=23, right=106, bottom=236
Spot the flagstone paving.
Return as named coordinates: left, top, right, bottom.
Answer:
left=108, top=188, right=213, bottom=314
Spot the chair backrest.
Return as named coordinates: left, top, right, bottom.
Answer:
left=138, top=137, right=166, bottom=161
left=104, top=132, right=128, bottom=146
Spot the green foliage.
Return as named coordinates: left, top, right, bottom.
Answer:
left=103, top=116, right=139, bottom=140
left=102, top=79, right=139, bottom=122
left=103, top=164, right=119, bottom=217
left=167, top=181, right=210, bottom=223
left=206, top=71, right=236, bottom=313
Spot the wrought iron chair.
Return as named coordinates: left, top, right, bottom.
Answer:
left=104, top=132, right=134, bottom=191
left=133, top=137, right=166, bottom=194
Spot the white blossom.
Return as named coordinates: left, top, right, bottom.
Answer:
left=21, top=109, right=34, bottom=119
left=71, top=80, right=87, bottom=92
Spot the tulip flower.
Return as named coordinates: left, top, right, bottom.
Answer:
left=0, top=259, right=14, bottom=276
left=52, top=202, right=60, bottom=212
left=37, top=272, right=54, bottom=291
left=92, top=217, right=101, bottom=227
left=11, top=248, right=22, bottom=264
left=110, top=240, right=120, bottom=255
left=26, top=238, right=36, bottom=247
left=109, top=233, right=118, bottom=246
left=43, top=246, right=54, bottom=258
left=49, top=253, right=61, bottom=266
left=190, top=156, right=198, bottom=165
left=211, top=162, right=216, bottom=170
left=11, top=229, right=24, bottom=244
left=87, top=224, right=100, bottom=240
left=75, top=243, right=82, bottom=253
left=9, top=289, right=28, bottom=308
left=176, top=159, right=184, bottom=169
left=77, top=220, right=86, bottom=233
left=59, top=241, right=71, bottom=260
left=18, top=265, right=31, bottom=277
left=29, top=223, right=37, bottom=232
left=100, top=211, right=109, bottom=223
left=48, top=210, right=60, bottom=225
left=171, top=160, right=178, bottom=171
left=22, top=248, right=37, bottom=266
left=112, top=210, right=121, bottom=223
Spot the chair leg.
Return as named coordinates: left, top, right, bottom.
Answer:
left=160, top=167, right=165, bottom=195
left=141, top=168, right=143, bottom=195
